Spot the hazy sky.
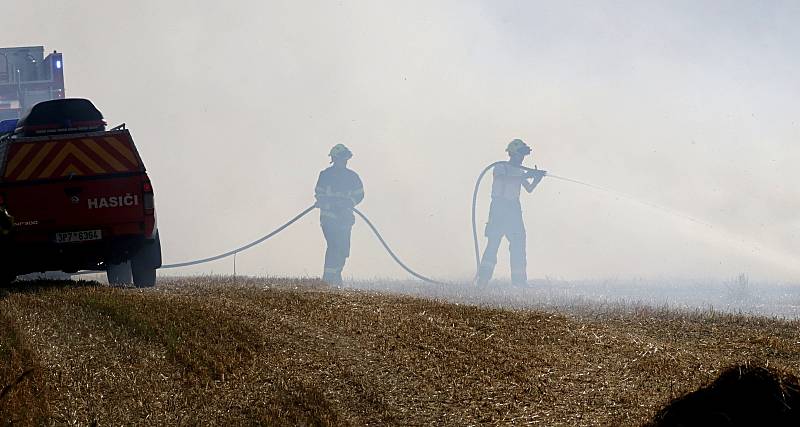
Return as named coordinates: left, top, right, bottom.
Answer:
left=5, top=1, right=800, bottom=281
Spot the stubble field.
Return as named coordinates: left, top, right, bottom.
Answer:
left=2, top=277, right=800, bottom=425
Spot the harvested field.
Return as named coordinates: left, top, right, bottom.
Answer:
left=2, top=277, right=800, bottom=425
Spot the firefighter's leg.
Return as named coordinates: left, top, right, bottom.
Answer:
left=478, top=235, right=502, bottom=286
left=321, top=224, right=343, bottom=284
left=335, top=224, right=353, bottom=284
left=508, top=229, right=528, bottom=286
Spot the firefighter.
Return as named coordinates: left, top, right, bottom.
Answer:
left=314, top=144, right=364, bottom=285
left=477, top=139, right=545, bottom=286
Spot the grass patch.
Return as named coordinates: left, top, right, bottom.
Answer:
left=0, top=311, right=48, bottom=424
left=69, top=287, right=264, bottom=380
left=242, top=379, right=343, bottom=427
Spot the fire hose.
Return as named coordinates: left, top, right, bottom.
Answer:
left=162, top=205, right=449, bottom=285
left=159, top=205, right=317, bottom=269
left=159, top=160, right=545, bottom=284
left=77, top=204, right=450, bottom=285
left=159, top=161, right=544, bottom=284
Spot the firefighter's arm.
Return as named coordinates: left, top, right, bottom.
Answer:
left=314, top=173, right=329, bottom=208
left=350, top=175, right=364, bottom=206
left=523, top=171, right=546, bottom=193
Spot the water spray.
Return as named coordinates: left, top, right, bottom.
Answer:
left=471, top=161, right=800, bottom=281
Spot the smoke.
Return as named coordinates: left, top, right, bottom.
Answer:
left=4, top=1, right=800, bottom=281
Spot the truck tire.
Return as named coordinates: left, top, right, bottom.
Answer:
left=131, top=234, right=161, bottom=288
left=107, top=262, right=133, bottom=285
left=131, top=264, right=156, bottom=288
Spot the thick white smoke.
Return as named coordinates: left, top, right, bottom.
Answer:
left=5, top=1, right=800, bottom=281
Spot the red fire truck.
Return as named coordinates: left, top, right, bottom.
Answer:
left=0, top=46, right=65, bottom=121
left=0, top=98, right=162, bottom=287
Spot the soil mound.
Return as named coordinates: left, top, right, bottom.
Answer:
left=649, top=363, right=800, bottom=426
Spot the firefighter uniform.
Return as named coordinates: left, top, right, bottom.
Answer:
left=315, top=150, right=364, bottom=285
left=477, top=140, right=544, bottom=286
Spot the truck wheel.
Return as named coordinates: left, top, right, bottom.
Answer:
left=107, top=262, right=133, bottom=285
left=131, top=234, right=161, bottom=288
left=131, top=264, right=156, bottom=288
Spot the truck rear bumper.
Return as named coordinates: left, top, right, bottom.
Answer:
left=4, top=234, right=158, bottom=274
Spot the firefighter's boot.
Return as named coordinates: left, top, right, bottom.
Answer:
left=476, top=260, right=495, bottom=287
left=511, top=268, right=528, bottom=287
left=322, top=267, right=342, bottom=285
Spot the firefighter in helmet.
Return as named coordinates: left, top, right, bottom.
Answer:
left=477, top=139, right=546, bottom=286
left=314, top=144, right=364, bottom=285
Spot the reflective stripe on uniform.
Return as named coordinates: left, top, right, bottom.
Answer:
left=316, top=185, right=355, bottom=199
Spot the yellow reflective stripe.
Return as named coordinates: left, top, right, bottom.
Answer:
left=82, top=138, right=127, bottom=172
left=316, top=184, right=362, bottom=199
left=317, top=188, right=352, bottom=198
left=5, top=143, right=34, bottom=177
left=18, top=143, right=56, bottom=180
left=104, top=137, right=138, bottom=165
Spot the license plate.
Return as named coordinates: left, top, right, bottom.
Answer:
left=54, top=229, right=102, bottom=243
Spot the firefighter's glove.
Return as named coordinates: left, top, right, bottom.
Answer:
left=526, top=170, right=546, bottom=180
